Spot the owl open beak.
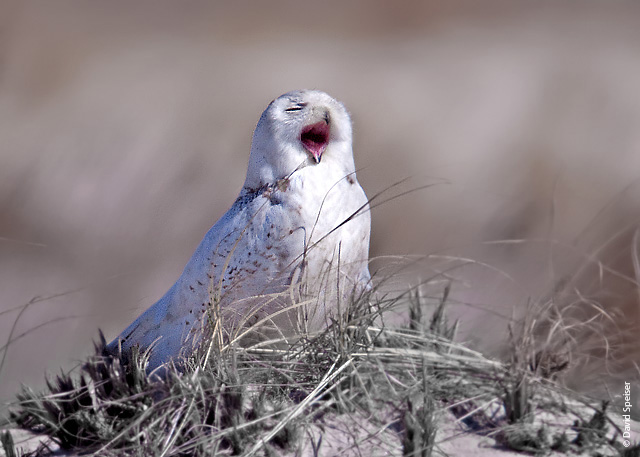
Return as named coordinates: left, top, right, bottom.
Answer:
left=301, top=121, right=329, bottom=163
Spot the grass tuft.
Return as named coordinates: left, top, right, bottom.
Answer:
left=4, top=270, right=638, bottom=456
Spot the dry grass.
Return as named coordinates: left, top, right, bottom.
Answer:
left=2, top=264, right=638, bottom=457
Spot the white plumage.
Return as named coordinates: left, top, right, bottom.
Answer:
left=107, top=90, right=371, bottom=370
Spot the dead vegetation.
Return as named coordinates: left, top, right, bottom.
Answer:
left=2, top=265, right=638, bottom=457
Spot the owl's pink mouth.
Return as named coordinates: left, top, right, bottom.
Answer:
left=301, top=121, right=329, bottom=163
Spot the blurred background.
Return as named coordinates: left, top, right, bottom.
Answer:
left=1, top=0, right=639, bottom=415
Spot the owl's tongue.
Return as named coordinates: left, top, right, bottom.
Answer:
left=301, top=121, right=329, bottom=163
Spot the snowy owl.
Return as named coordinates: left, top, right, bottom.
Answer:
left=107, top=90, right=371, bottom=370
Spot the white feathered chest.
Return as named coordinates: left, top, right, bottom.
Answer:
left=176, top=166, right=370, bottom=325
